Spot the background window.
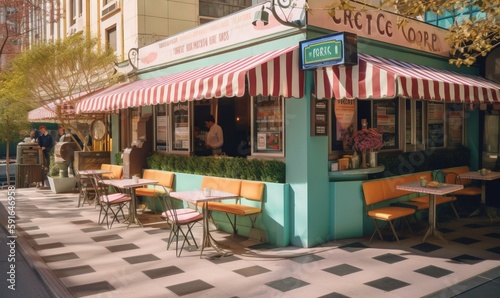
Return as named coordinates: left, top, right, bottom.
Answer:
left=253, top=96, right=284, bottom=154
left=427, top=102, right=445, bottom=148
left=106, top=26, right=117, bottom=52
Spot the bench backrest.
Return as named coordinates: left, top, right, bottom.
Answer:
left=143, top=169, right=174, bottom=189
left=101, top=164, right=123, bottom=179
left=240, top=180, right=265, bottom=202
left=201, top=176, right=242, bottom=196
left=438, top=166, right=473, bottom=185
left=362, top=172, right=432, bottom=206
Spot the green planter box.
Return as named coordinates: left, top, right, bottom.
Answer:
left=173, top=172, right=290, bottom=247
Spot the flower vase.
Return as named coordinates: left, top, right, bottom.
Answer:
left=369, top=151, right=378, bottom=167
left=361, top=151, right=368, bottom=168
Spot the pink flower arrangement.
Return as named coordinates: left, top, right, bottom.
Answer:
left=351, top=128, right=383, bottom=152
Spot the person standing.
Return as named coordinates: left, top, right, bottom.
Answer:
left=204, top=115, right=223, bottom=156
left=38, top=125, right=53, bottom=172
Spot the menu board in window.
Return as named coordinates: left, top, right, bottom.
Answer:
left=373, top=100, right=398, bottom=149
left=427, top=102, right=444, bottom=147
left=155, top=104, right=168, bottom=152
left=254, top=96, right=283, bottom=153
left=172, top=102, right=189, bottom=151
left=447, top=104, right=463, bottom=146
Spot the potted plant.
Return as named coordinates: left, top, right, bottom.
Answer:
left=351, top=128, right=383, bottom=168
left=47, top=155, right=77, bottom=193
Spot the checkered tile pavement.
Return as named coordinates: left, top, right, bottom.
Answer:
left=1, top=188, right=500, bottom=297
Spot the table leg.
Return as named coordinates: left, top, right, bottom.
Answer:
left=199, top=202, right=231, bottom=259
left=125, top=188, right=143, bottom=228
left=423, top=194, right=447, bottom=243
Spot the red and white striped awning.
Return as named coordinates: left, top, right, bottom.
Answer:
left=76, top=46, right=304, bottom=113
left=315, top=53, right=500, bottom=102
left=28, top=101, right=76, bottom=121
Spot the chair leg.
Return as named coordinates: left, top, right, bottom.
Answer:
left=370, top=219, right=384, bottom=243
left=387, top=220, right=400, bottom=243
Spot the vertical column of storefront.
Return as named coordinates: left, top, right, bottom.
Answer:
left=285, top=72, right=330, bottom=248
left=467, top=109, right=480, bottom=170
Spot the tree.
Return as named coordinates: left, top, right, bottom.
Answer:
left=327, top=0, right=499, bottom=67
left=0, top=70, right=31, bottom=185
left=7, top=33, right=120, bottom=150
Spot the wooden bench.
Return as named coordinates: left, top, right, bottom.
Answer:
left=100, top=164, right=123, bottom=180
left=136, top=169, right=175, bottom=213
left=200, top=176, right=265, bottom=235
left=361, top=172, right=456, bottom=242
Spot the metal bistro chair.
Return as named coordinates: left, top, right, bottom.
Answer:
left=91, top=172, right=132, bottom=229
left=160, top=190, right=203, bottom=257
left=75, top=169, right=97, bottom=207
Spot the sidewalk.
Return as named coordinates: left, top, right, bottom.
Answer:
left=1, top=187, right=500, bottom=297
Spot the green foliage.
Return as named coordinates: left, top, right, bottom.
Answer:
left=48, top=154, right=60, bottom=177
left=114, top=151, right=123, bottom=166
left=147, top=153, right=286, bottom=183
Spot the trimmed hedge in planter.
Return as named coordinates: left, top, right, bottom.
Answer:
left=146, top=152, right=286, bottom=183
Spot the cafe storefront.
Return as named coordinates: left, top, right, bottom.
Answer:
left=75, top=0, right=500, bottom=248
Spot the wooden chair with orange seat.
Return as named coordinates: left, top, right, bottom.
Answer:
left=100, top=164, right=123, bottom=180
left=435, top=166, right=482, bottom=216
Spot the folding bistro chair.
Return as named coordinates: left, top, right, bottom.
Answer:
left=91, top=172, right=132, bottom=229
left=160, top=191, right=203, bottom=257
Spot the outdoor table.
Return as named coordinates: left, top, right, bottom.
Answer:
left=170, top=189, right=239, bottom=258
left=458, top=171, right=500, bottom=220
left=102, top=178, right=158, bottom=227
left=396, top=181, right=463, bottom=243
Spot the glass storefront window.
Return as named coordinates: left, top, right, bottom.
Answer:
left=405, top=99, right=424, bottom=151
left=253, top=95, right=284, bottom=154
left=446, top=104, right=464, bottom=147
left=427, top=102, right=445, bottom=148
left=373, top=100, right=398, bottom=149
left=155, top=104, right=169, bottom=152
left=172, top=102, right=189, bottom=151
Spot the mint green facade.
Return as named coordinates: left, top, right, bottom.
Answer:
left=107, top=25, right=486, bottom=248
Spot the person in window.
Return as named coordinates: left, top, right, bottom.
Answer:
left=204, top=115, right=223, bottom=156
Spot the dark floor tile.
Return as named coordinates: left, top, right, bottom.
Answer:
left=291, top=254, right=324, bottom=264
left=439, top=228, right=455, bottom=233
left=81, top=226, right=106, bottom=233
left=415, top=265, right=453, bottom=278
left=266, top=277, right=310, bottom=292
left=484, top=233, right=500, bottom=239
left=167, top=279, right=214, bottom=296
left=454, top=276, right=500, bottom=297
left=364, top=277, right=410, bottom=291
left=373, top=253, right=407, bottom=264
left=91, top=234, right=123, bottom=242
left=105, top=243, right=139, bottom=252
left=318, top=292, right=351, bottom=298
left=41, top=252, right=79, bottom=263
left=323, top=264, right=362, bottom=276
left=452, top=237, right=481, bottom=245
left=53, top=265, right=95, bottom=278
left=339, top=242, right=369, bottom=252
left=145, top=228, right=168, bottom=235
left=411, top=242, right=443, bottom=253
left=450, top=254, right=484, bottom=265
left=123, top=254, right=161, bottom=264
left=234, top=265, right=271, bottom=277
left=71, top=219, right=94, bottom=225
left=487, top=246, right=500, bottom=255
left=31, top=242, right=64, bottom=250
left=143, top=266, right=184, bottom=279
left=67, top=281, right=115, bottom=298
left=56, top=213, right=83, bottom=218
left=19, top=226, right=40, bottom=231
left=27, top=233, right=50, bottom=240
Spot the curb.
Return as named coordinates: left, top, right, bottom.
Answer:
left=0, top=191, right=72, bottom=298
